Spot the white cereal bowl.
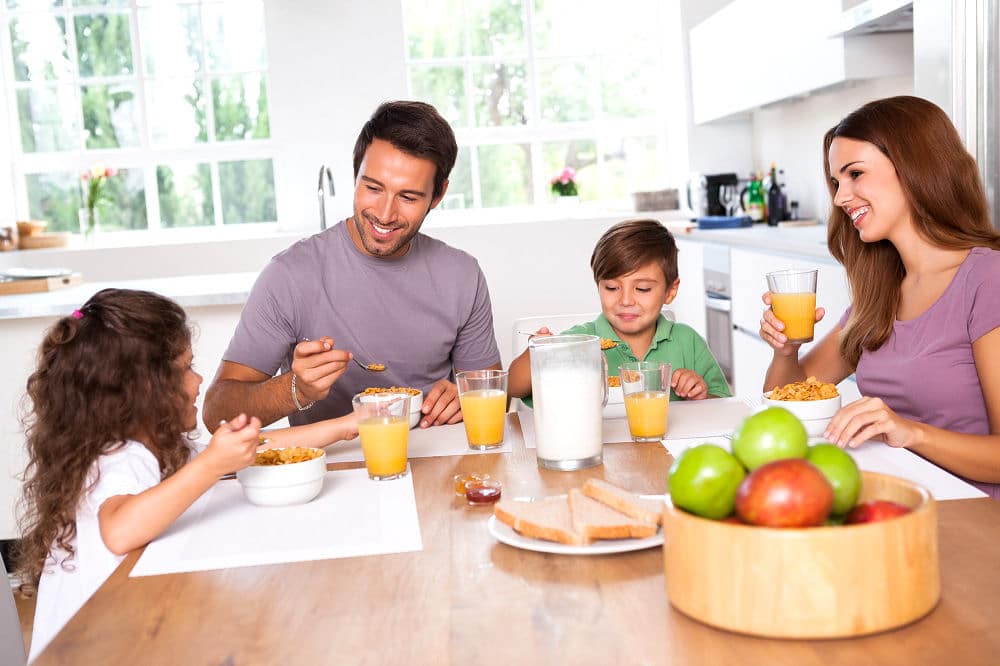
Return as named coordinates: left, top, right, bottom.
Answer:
left=604, top=385, right=625, bottom=420
left=356, top=390, right=423, bottom=428
left=762, top=392, right=842, bottom=437
left=236, top=449, right=327, bottom=507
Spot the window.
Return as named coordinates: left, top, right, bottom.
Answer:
left=401, top=0, right=686, bottom=210
left=2, top=0, right=275, bottom=234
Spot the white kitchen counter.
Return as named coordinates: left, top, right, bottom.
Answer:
left=668, top=223, right=838, bottom=262
left=0, top=271, right=258, bottom=320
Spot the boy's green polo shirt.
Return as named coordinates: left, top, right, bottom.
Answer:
left=563, top=314, right=731, bottom=401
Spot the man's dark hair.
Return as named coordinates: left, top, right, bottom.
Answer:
left=352, top=101, right=458, bottom=200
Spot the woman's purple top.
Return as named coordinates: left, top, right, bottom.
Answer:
left=839, top=247, right=1000, bottom=499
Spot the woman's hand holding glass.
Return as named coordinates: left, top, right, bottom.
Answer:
left=759, top=291, right=826, bottom=356
left=824, top=396, right=925, bottom=450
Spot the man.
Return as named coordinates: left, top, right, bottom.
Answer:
left=203, top=101, right=502, bottom=430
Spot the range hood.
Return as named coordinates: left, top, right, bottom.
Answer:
left=834, top=0, right=913, bottom=36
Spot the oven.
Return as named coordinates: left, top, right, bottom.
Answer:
left=703, top=244, right=733, bottom=384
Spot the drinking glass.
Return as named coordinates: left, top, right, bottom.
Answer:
left=353, top=392, right=411, bottom=480
left=456, top=369, right=508, bottom=450
left=766, top=269, right=819, bottom=344
left=718, top=184, right=738, bottom=216
left=618, top=361, right=672, bottom=442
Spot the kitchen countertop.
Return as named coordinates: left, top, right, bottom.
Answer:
left=0, top=272, right=258, bottom=320
left=667, top=222, right=837, bottom=261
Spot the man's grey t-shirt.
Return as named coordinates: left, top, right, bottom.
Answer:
left=224, top=220, right=502, bottom=424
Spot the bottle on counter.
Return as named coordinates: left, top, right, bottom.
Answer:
left=742, top=173, right=765, bottom=223
left=767, top=162, right=786, bottom=226
left=789, top=200, right=800, bottom=221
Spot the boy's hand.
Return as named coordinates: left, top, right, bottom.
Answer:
left=291, top=336, right=351, bottom=403
left=202, top=413, right=261, bottom=476
left=671, top=369, right=708, bottom=400
left=528, top=326, right=553, bottom=340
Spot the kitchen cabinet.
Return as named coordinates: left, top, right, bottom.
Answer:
left=688, top=0, right=912, bottom=123
left=673, top=238, right=706, bottom=338
left=730, top=247, right=850, bottom=394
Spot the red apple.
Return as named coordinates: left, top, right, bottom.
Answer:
left=735, top=458, right=833, bottom=527
left=845, top=500, right=911, bottom=524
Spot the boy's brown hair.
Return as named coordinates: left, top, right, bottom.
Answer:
left=590, top=218, right=679, bottom=285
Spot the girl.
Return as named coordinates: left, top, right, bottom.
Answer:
left=759, top=96, right=1000, bottom=497
left=17, top=289, right=358, bottom=661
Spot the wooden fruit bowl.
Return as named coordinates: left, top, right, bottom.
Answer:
left=663, top=471, right=939, bottom=638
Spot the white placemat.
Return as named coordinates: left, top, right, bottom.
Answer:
left=130, top=467, right=422, bottom=577
left=661, top=436, right=987, bottom=502
left=518, top=396, right=754, bottom=449
left=324, top=416, right=515, bottom=464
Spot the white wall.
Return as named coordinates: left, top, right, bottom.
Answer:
left=750, top=75, right=914, bottom=221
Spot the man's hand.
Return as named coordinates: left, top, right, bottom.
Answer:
left=420, top=378, right=463, bottom=428
left=291, top=336, right=351, bottom=403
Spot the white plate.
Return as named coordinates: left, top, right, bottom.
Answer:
left=487, top=495, right=665, bottom=555
left=1, top=267, right=73, bottom=279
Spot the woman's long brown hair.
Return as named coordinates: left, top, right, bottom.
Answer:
left=824, top=95, right=1000, bottom=367
left=16, top=289, right=194, bottom=593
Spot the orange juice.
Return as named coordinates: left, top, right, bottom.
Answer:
left=771, top=292, right=817, bottom=342
left=459, top=388, right=506, bottom=449
left=624, top=390, right=670, bottom=441
left=359, top=416, right=409, bottom=479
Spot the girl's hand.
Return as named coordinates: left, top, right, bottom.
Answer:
left=823, top=397, right=924, bottom=449
left=203, top=413, right=261, bottom=476
left=671, top=369, right=708, bottom=400
left=339, top=411, right=360, bottom=442
left=760, top=291, right=825, bottom=357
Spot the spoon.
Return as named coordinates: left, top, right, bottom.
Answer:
left=302, top=336, right=386, bottom=372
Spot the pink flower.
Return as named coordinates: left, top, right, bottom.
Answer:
left=81, top=171, right=91, bottom=181
left=104, top=167, right=116, bottom=178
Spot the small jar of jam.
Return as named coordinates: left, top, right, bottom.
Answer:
left=465, top=478, right=502, bottom=505
left=453, top=473, right=490, bottom=496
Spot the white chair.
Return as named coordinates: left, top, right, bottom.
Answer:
left=1, top=554, right=26, bottom=665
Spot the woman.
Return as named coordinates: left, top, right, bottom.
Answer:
left=759, top=95, right=1000, bottom=498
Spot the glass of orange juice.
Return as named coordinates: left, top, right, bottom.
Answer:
left=619, top=362, right=672, bottom=442
left=352, top=392, right=411, bottom=480
left=456, top=369, right=508, bottom=450
left=766, top=269, right=819, bottom=343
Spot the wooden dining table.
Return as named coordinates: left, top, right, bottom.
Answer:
left=37, top=414, right=1000, bottom=665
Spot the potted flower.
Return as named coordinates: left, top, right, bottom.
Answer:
left=550, top=167, right=579, bottom=201
left=79, top=166, right=117, bottom=239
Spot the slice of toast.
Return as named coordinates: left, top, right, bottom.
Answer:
left=581, top=478, right=664, bottom=526
left=568, top=488, right=658, bottom=541
left=494, top=496, right=585, bottom=545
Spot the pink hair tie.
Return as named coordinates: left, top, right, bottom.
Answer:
left=71, top=309, right=84, bottom=320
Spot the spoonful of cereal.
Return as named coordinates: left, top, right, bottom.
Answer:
left=353, top=357, right=386, bottom=372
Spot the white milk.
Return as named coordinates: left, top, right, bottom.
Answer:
left=532, top=366, right=604, bottom=463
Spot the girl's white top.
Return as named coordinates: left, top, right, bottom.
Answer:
left=28, top=440, right=163, bottom=662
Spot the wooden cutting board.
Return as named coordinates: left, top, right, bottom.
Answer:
left=0, top=272, right=82, bottom=296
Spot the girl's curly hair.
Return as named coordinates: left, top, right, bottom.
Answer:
left=16, top=289, right=194, bottom=593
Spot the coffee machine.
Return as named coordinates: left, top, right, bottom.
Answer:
left=704, top=173, right=739, bottom=216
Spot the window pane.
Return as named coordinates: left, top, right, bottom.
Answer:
left=74, top=13, right=133, bottom=77
left=202, top=0, right=266, bottom=72
left=478, top=143, right=531, bottom=207
left=409, top=65, right=466, bottom=128
left=212, top=74, right=270, bottom=141
left=537, top=59, right=593, bottom=123
left=138, top=4, right=202, bottom=76
left=404, top=0, right=464, bottom=59
left=542, top=139, right=597, bottom=201
left=157, top=162, right=214, bottom=227
left=74, top=0, right=129, bottom=6
left=219, top=159, right=275, bottom=224
left=472, top=62, right=527, bottom=127
left=9, top=14, right=70, bottom=82
left=602, top=56, right=660, bottom=119
left=439, top=146, right=472, bottom=209
left=147, top=78, right=206, bottom=145
left=96, top=167, right=147, bottom=231
left=533, top=0, right=601, bottom=55
left=7, top=1, right=65, bottom=8
left=81, top=82, right=139, bottom=148
left=467, top=0, right=525, bottom=57
left=601, top=135, right=664, bottom=198
left=17, top=86, right=79, bottom=152
left=597, top=1, right=660, bottom=53
left=25, top=171, right=80, bottom=232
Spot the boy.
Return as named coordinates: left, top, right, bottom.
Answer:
left=508, top=218, right=731, bottom=401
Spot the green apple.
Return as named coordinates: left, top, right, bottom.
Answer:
left=731, top=407, right=808, bottom=471
left=668, top=444, right=746, bottom=520
left=806, top=443, right=862, bottom=515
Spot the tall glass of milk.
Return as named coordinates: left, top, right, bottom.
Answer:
left=528, top=334, right=607, bottom=470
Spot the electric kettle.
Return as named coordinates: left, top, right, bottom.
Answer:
left=686, top=174, right=708, bottom=217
